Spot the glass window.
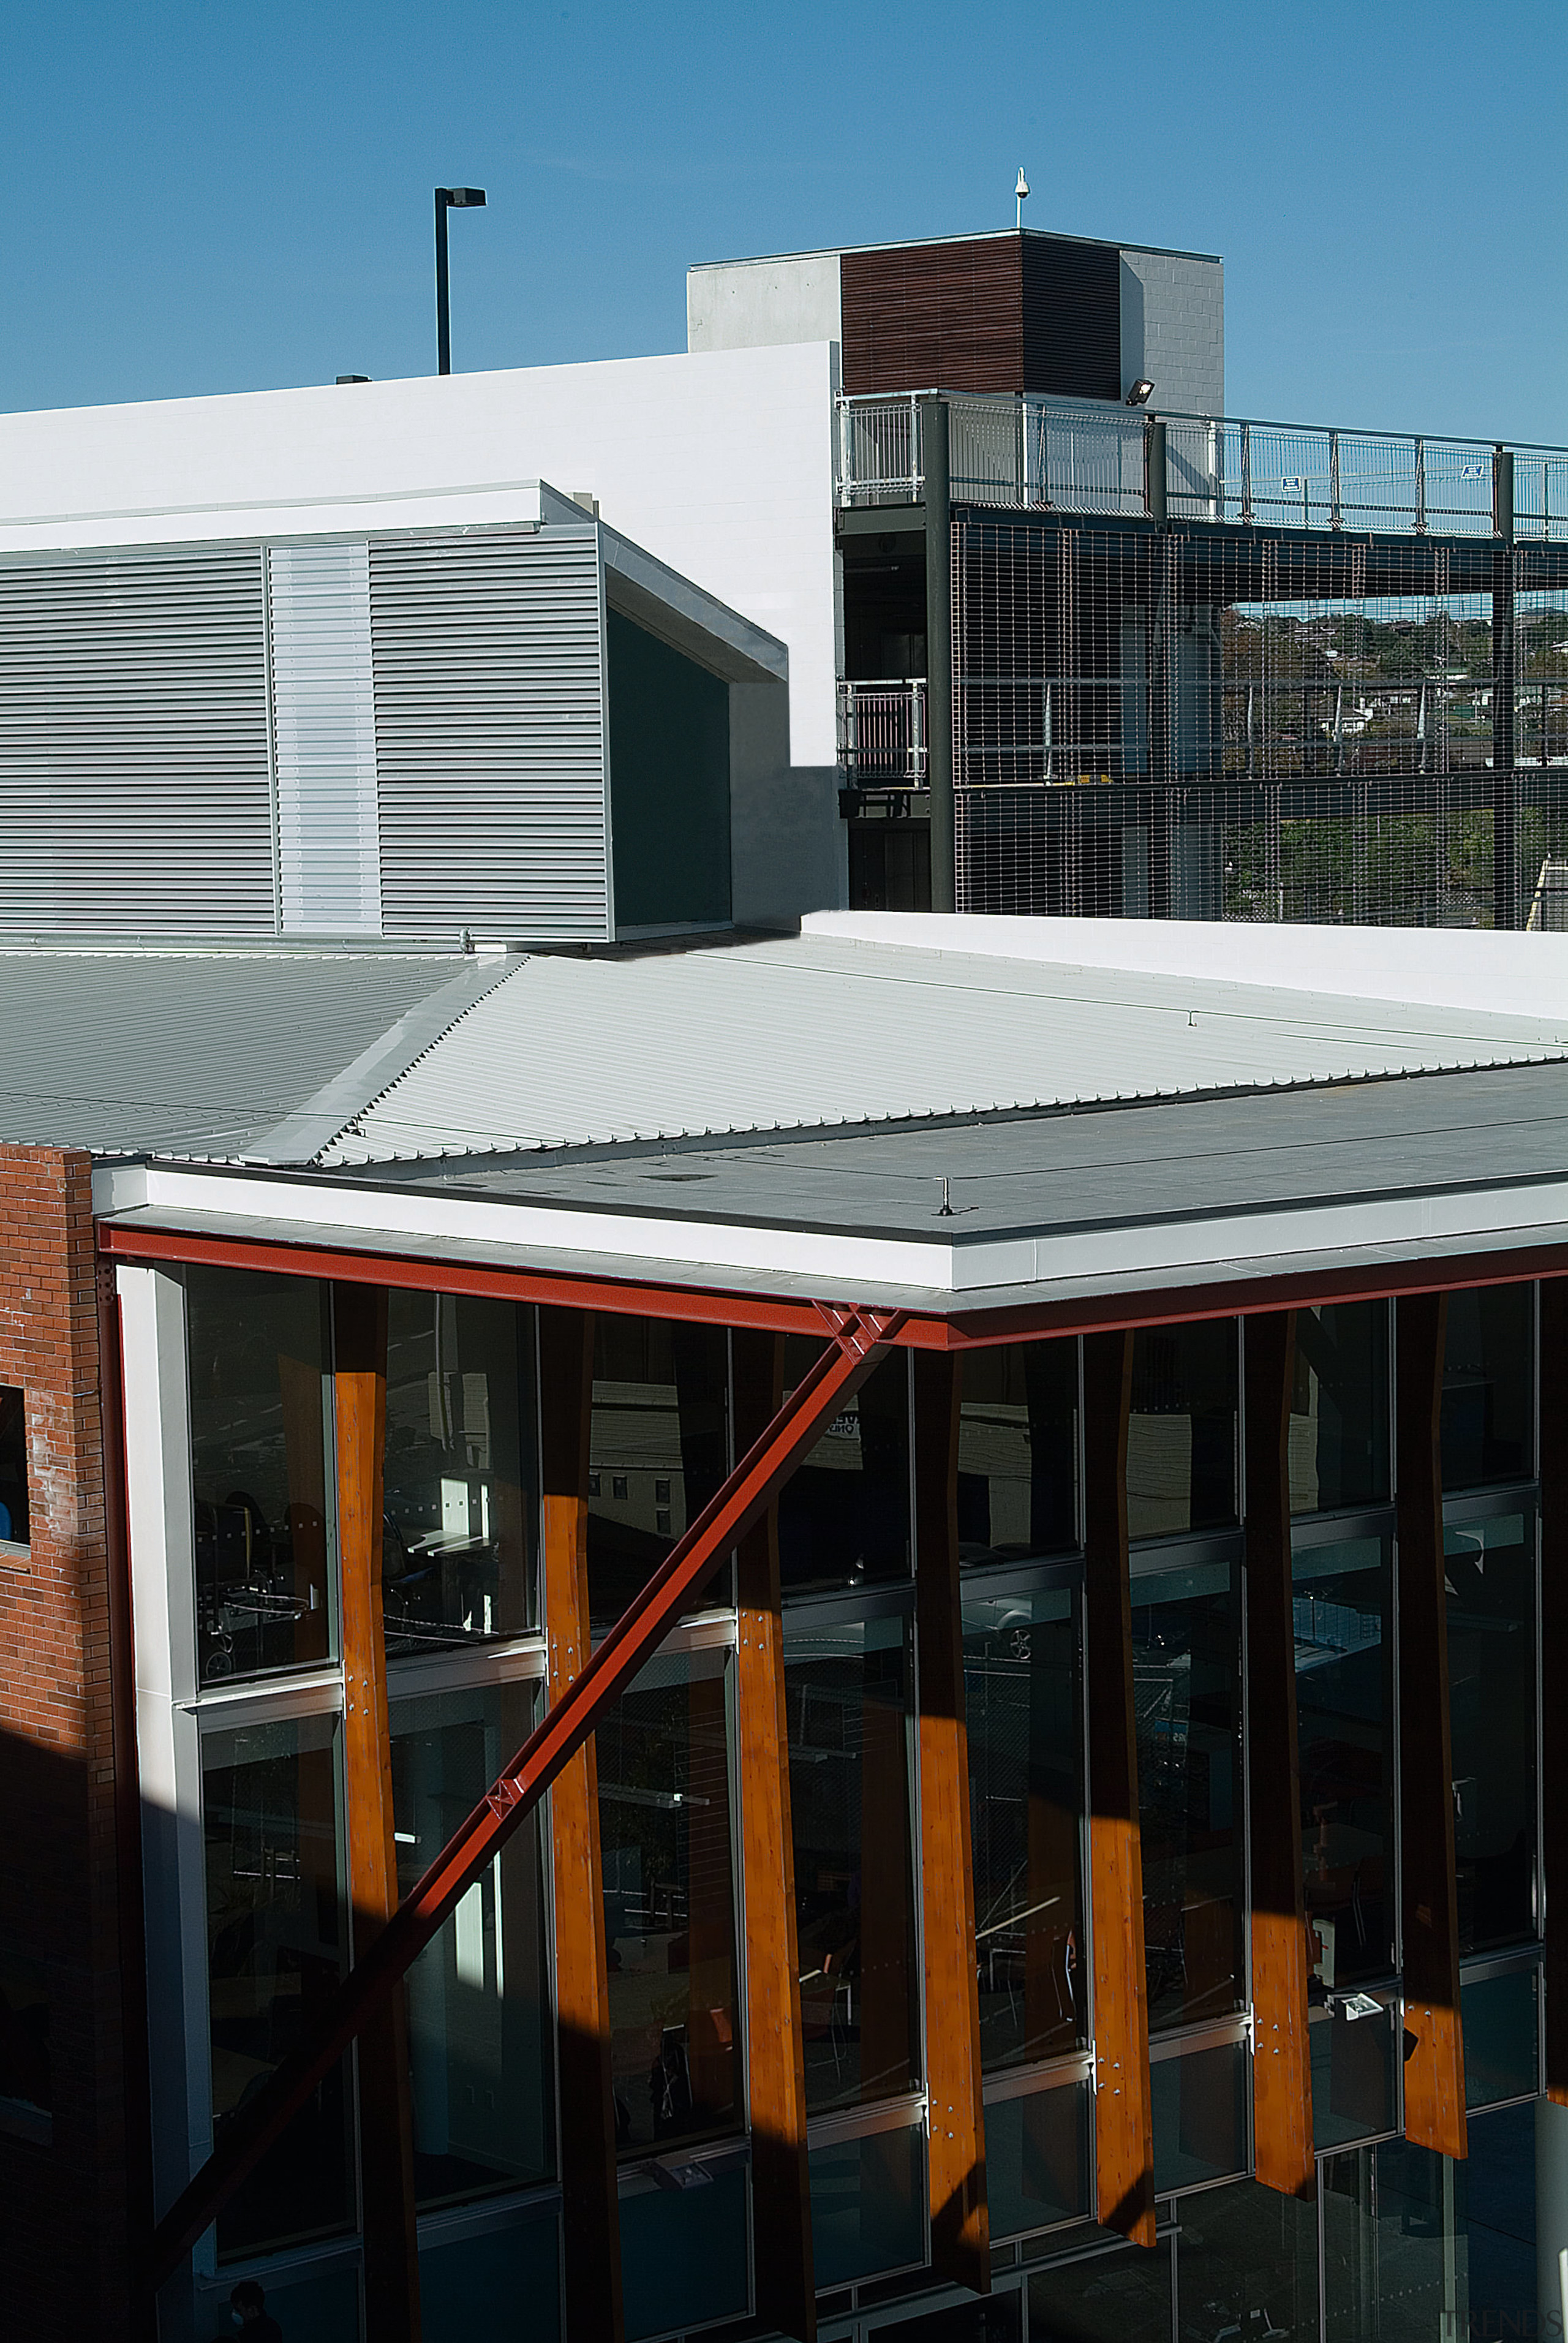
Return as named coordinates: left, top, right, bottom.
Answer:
left=1310, top=1996, right=1396, bottom=2152
left=597, top=1649, right=741, bottom=2155
left=1175, top=2177, right=1318, bottom=2343
left=1131, top=1556, right=1243, bottom=2030
left=1027, top=2235, right=1173, bottom=2343
left=0, top=1384, right=28, bottom=1546
left=1323, top=2139, right=1467, bottom=2343
left=957, top=1341, right=1078, bottom=1565
left=389, top=1683, right=554, bottom=2207
left=963, top=1585, right=1084, bottom=2070
left=870, top=2298, right=1022, bottom=2343
left=1128, top=1322, right=1237, bottom=1541
left=1441, top=1283, right=1534, bottom=1490
left=383, top=1294, right=537, bottom=1657
left=587, top=1317, right=729, bottom=1638
left=778, top=1344, right=910, bottom=1595
left=195, top=2260, right=361, bottom=2343
left=202, top=1714, right=351, bottom=2258
left=1463, top=1966, right=1539, bottom=2110
left=420, top=2206, right=560, bottom=2343
left=807, top=2122, right=925, bottom=2289
left=785, top=1612, right=919, bottom=2112
left=1150, top=2038, right=1248, bottom=2195
left=984, top=2077, right=1090, bottom=2239
left=619, top=2166, right=750, bottom=2341
left=187, top=1268, right=334, bottom=1683
left=1289, top=1303, right=1389, bottom=1515
left=1294, top=1534, right=1395, bottom=1990
left=1446, top=1507, right=1537, bottom=1954
left=0, top=1951, right=49, bottom=2130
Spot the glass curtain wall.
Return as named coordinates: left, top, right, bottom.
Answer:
left=1127, top=1322, right=1238, bottom=1541
left=1293, top=1533, right=1396, bottom=1993
left=382, top=1294, right=538, bottom=1655
left=1442, top=1284, right=1534, bottom=1490
left=956, top=1340, right=1078, bottom=1564
left=778, top=1345, right=911, bottom=1595
left=187, top=1268, right=335, bottom=1681
left=587, top=1316, right=729, bottom=1636
left=1289, top=1303, right=1390, bottom=1515
left=1444, top=1506, right=1537, bottom=1954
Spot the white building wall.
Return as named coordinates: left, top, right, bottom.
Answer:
left=1119, top=251, right=1224, bottom=417
left=687, top=252, right=843, bottom=355
left=0, top=341, right=843, bottom=773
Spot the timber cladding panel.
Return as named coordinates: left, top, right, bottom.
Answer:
left=840, top=233, right=1123, bottom=399
left=0, top=1145, right=131, bottom=2339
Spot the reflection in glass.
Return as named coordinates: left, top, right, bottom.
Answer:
left=382, top=1294, right=537, bottom=1656
left=1293, top=1536, right=1395, bottom=1991
left=785, top=1613, right=919, bottom=2111
left=1309, top=1997, right=1396, bottom=2152
left=1289, top=1303, right=1389, bottom=1515
left=1027, top=2236, right=1173, bottom=2343
left=1463, top=1967, right=1539, bottom=2110
left=807, top=2124, right=925, bottom=2289
left=597, top=1650, right=740, bottom=2154
left=202, top=1715, right=350, bottom=2257
left=1441, top=1283, right=1534, bottom=1490
left=963, top=1586, right=1084, bottom=2069
left=187, top=1269, right=334, bottom=1681
left=1445, top=1509, right=1537, bottom=1954
left=587, top=1317, right=729, bottom=1636
left=1127, top=1321, right=1237, bottom=1541
left=1150, top=2039, right=1247, bottom=2195
left=0, top=1383, right=29, bottom=1545
left=957, top=1341, right=1078, bottom=1565
left=1323, top=2139, right=1468, bottom=2343
left=390, top=1684, right=554, bottom=2206
left=1175, top=2176, right=1318, bottom=2343
left=1131, top=1558, right=1243, bottom=2030
left=419, top=2207, right=560, bottom=2343
left=778, top=1343, right=910, bottom=1594
left=984, top=2078, right=1089, bottom=2239
left=620, top=2167, right=750, bottom=2341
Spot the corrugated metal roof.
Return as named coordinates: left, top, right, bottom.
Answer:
left=323, top=929, right=1568, bottom=1165
left=0, top=948, right=509, bottom=1157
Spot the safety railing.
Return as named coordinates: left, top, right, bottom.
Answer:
left=836, top=392, right=1568, bottom=541
left=837, top=679, right=927, bottom=785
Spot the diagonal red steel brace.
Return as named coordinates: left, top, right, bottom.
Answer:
left=152, top=1302, right=903, bottom=2285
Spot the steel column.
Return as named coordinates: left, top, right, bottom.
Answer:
left=1494, top=450, right=1518, bottom=931
left=1541, top=1281, right=1568, bottom=2101
left=924, top=397, right=956, bottom=914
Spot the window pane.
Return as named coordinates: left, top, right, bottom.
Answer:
left=963, top=1585, right=1084, bottom=2070
left=958, top=1341, right=1077, bottom=1566
left=786, top=1613, right=920, bottom=2112
left=807, top=2123, right=925, bottom=2288
left=0, top=1384, right=29, bottom=1545
left=1128, top=1322, right=1237, bottom=1540
left=1310, top=1998, right=1396, bottom=2152
left=1294, top=1534, right=1395, bottom=1989
left=1324, top=2139, right=1466, bottom=2343
left=420, top=2207, right=560, bottom=2343
left=985, top=2078, right=1090, bottom=2239
left=390, top=1683, right=554, bottom=2206
left=620, top=2167, right=750, bottom=2341
left=587, top=1317, right=729, bottom=1637
left=1441, top=1284, right=1534, bottom=1490
left=1446, top=1508, right=1537, bottom=1954
left=1463, top=1966, right=1539, bottom=2110
left=188, top=1269, right=334, bottom=1682
left=778, top=1344, right=910, bottom=1595
left=1176, top=2177, right=1318, bottom=2343
left=202, top=1715, right=350, bottom=2257
left=597, top=1650, right=741, bottom=2154
left=1150, top=2038, right=1247, bottom=2194
left=1027, top=2236, right=1173, bottom=2343
left=1289, top=1303, right=1389, bottom=1514
left=383, top=1294, right=537, bottom=1656
left=1132, top=1557, right=1243, bottom=2030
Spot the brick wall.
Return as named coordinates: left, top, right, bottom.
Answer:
left=0, top=1145, right=132, bottom=2339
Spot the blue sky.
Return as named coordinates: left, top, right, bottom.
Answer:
left=3, top=0, right=1564, bottom=443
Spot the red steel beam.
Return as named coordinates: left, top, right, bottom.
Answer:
left=150, top=1302, right=903, bottom=2287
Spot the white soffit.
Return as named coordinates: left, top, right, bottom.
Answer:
left=322, top=929, right=1568, bottom=1164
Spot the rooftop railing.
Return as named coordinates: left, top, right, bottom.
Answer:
left=836, top=391, right=1568, bottom=542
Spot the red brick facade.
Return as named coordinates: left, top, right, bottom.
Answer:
left=0, top=1146, right=131, bottom=2339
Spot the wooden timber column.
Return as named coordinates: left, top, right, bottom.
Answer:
left=540, top=1307, right=624, bottom=2343
left=913, top=1353, right=989, bottom=2293
left=1082, top=1330, right=1155, bottom=2247
left=1395, top=1293, right=1468, bottom=2160
left=333, top=1283, right=421, bottom=2343
left=1243, top=1311, right=1315, bottom=2198
left=732, top=1330, right=815, bottom=2343
left=1540, top=1281, right=1568, bottom=2102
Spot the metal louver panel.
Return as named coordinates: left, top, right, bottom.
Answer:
left=0, top=543, right=274, bottom=934
left=369, top=527, right=609, bottom=942
left=268, top=539, right=382, bottom=934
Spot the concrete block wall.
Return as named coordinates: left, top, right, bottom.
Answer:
left=1120, top=251, right=1224, bottom=417
left=0, top=1146, right=132, bottom=2341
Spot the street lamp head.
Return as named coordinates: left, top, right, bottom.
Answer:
left=438, top=187, right=487, bottom=208
left=1126, top=378, right=1156, bottom=407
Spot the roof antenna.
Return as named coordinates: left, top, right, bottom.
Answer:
left=1015, top=167, right=1029, bottom=231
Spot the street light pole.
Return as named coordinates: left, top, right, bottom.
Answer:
left=434, top=186, right=486, bottom=375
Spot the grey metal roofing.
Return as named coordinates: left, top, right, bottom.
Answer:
left=322, top=929, right=1568, bottom=1166
left=0, top=948, right=509, bottom=1157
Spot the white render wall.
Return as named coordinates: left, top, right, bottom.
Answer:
left=687, top=252, right=843, bottom=355
left=0, top=341, right=842, bottom=769
left=1120, top=251, right=1224, bottom=417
